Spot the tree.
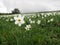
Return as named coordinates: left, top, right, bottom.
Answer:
left=12, top=8, right=21, bottom=14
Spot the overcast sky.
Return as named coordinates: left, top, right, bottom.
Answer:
left=1, top=0, right=60, bottom=13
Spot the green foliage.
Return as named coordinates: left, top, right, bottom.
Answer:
left=0, top=13, right=60, bottom=45
left=12, top=8, right=21, bottom=14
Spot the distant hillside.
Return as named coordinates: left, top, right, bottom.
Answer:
left=0, top=13, right=12, bottom=15
left=0, top=10, right=60, bottom=15
left=23, top=10, right=60, bottom=14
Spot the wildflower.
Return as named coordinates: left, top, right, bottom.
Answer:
left=29, top=19, right=35, bottom=24
left=44, top=15, right=47, bottom=17
left=47, top=14, right=50, bottom=16
left=47, top=18, right=54, bottom=23
left=41, top=13, right=44, bottom=16
left=14, top=15, right=25, bottom=26
left=25, top=25, right=31, bottom=30
left=53, top=13, right=56, bottom=16
left=32, top=15, right=36, bottom=18
left=10, top=18, right=14, bottom=21
left=47, top=13, right=51, bottom=16
left=37, top=20, right=41, bottom=24
left=6, top=19, right=9, bottom=21
left=42, top=16, right=44, bottom=19
left=32, top=15, right=34, bottom=18
left=50, top=18, right=54, bottom=21
left=30, top=20, right=35, bottom=24
left=47, top=20, right=50, bottom=23
left=29, top=19, right=31, bottom=21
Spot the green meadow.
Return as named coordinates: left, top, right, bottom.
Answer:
left=0, top=12, right=60, bottom=45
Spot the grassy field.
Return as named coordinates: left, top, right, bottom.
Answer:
left=0, top=12, right=60, bottom=45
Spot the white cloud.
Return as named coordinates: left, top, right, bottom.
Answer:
left=0, top=1, right=7, bottom=13
left=1, top=0, right=60, bottom=13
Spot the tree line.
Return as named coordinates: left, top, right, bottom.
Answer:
left=0, top=8, right=21, bottom=15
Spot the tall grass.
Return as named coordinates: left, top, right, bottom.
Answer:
left=0, top=13, right=60, bottom=45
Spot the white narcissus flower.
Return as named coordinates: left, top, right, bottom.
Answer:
left=29, top=19, right=35, bottom=24
left=6, top=19, right=9, bottom=21
left=32, top=21, right=35, bottom=23
left=41, top=13, right=44, bottom=16
left=50, top=18, right=54, bottom=21
left=47, top=13, right=50, bottom=16
left=44, top=15, right=47, bottom=17
left=30, top=20, right=35, bottom=24
left=47, top=20, right=50, bottom=23
left=32, top=15, right=36, bottom=18
left=10, top=18, right=14, bottom=21
left=29, top=19, right=31, bottom=21
left=37, top=20, right=41, bottom=24
left=25, top=25, right=31, bottom=30
left=42, top=16, right=44, bottom=19
left=32, top=15, right=34, bottom=18
left=47, top=13, right=51, bottom=16
left=14, top=15, right=25, bottom=26
left=47, top=18, right=54, bottom=23
left=53, top=12, right=56, bottom=16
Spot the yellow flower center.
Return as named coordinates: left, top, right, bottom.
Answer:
left=18, top=19, right=21, bottom=22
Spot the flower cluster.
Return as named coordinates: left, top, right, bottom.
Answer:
left=25, top=25, right=31, bottom=30
left=14, top=15, right=25, bottom=26
left=0, top=12, right=58, bottom=31
left=13, top=13, right=56, bottom=30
